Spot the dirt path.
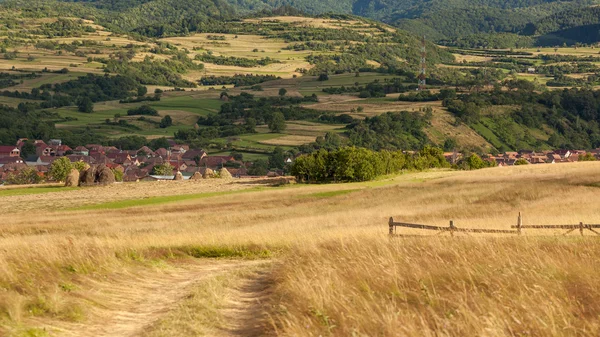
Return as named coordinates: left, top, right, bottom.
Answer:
left=220, top=267, right=277, bottom=337
left=32, top=260, right=271, bottom=337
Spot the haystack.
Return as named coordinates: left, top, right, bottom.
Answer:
left=96, top=166, right=115, bottom=185
left=190, top=171, right=202, bottom=180
left=65, top=169, right=80, bottom=187
left=202, top=168, right=215, bottom=179
left=218, top=167, right=233, bottom=180
left=79, top=167, right=96, bottom=186
left=173, top=171, right=184, bottom=181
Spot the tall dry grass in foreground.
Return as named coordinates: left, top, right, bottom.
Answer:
left=274, top=238, right=600, bottom=336
left=1, top=162, right=600, bottom=334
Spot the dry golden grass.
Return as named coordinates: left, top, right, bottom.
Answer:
left=2, top=163, right=600, bottom=335
left=426, top=108, right=493, bottom=151
left=452, top=53, right=493, bottom=63
left=259, top=135, right=316, bottom=146
left=255, top=121, right=344, bottom=139
left=274, top=238, right=600, bottom=336
left=243, top=16, right=370, bottom=30
left=306, top=97, right=442, bottom=116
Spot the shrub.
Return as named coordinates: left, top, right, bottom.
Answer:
left=5, top=168, right=42, bottom=185
left=49, top=157, right=73, bottom=182
left=127, top=105, right=158, bottom=116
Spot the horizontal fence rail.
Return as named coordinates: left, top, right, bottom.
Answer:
left=389, top=213, right=600, bottom=236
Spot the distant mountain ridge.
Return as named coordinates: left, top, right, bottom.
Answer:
left=4, top=0, right=600, bottom=45
left=228, top=0, right=600, bottom=46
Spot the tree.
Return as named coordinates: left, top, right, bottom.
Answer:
left=248, top=159, right=269, bottom=176
left=246, top=117, right=257, bottom=132
left=77, top=97, right=93, bottom=113
left=268, top=111, right=286, bottom=133
left=6, top=168, right=42, bottom=185
left=127, top=105, right=158, bottom=116
left=20, top=141, right=36, bottom=159
left=278, top=88, right=287, bottom=96
left=514, top=158, right=529, bottom=165
left=49, top=157, right=73, bottom=182
left=318, top=73, right=329, bottom=81
left=137, top=86, right=148, bottom=97
left=112, top=169, right=124, bottom=182
left=579, top=153, right=597, bottom=161
left=443, top=138, right=458, bottom=151
left=149, top=137, right=170, bottom=150
left=152, top=163, right=174, bottom=175
left=231, top=151, right=243, bottom=161
left=269, top=147, right=287, bottom=169
left=159, top=115, right=173, bottom=128
left=72, top=161, right=88, bottom=172
left=465, top=154, right=486, bottom=170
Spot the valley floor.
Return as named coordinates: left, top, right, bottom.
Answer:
left=2, top=163, right=600, bottom=336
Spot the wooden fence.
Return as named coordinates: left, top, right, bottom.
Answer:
left=389, top=213, right=600, bottom=236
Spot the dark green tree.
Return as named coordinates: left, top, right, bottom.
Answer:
left=159, top=115, right=173, bottom=128
left=77, top=97, right=94, bottom=113
left=268, top=111, right=286, bottom=133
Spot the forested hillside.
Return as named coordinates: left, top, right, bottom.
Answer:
left=7, top=0, right=600, bottom=46
left=1, top=0, right=236, bottom=37
left=227, top=0, right=600, bottom=47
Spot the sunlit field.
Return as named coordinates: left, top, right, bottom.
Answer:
left=1, top=163, right=600, bottom=335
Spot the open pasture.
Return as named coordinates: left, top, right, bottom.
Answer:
left=2, top=163, right=600, bottom=335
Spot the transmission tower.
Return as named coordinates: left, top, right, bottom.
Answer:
left=418, top=35, right=426, bottom=90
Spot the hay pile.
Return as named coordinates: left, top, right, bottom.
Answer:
left=173, top=171, right=184, bottom=181
left=219, top=167, right=233, bottom=180
left=79, top=164, right=115, bottom=186
left=96, top=165, right=115, bottom=185
left=203, top=168, right=215, bottom=179
left=79, top=166, right=96, bottom=186
left=190, top=172, right=202, bottom=180
left=65, top=169, right=80, bottom=187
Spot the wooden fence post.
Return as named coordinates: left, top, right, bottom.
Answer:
left=389, top=217, right=394, bottom=235
left=517, top=212, right=522, bottom=236
left=580, top=222, right=584, bottom=236
left=449, top=220, right=455, bottom=237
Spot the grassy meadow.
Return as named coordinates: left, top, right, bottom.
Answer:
left=1, top=163, right=600, bottom=335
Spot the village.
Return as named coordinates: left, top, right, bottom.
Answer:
left=0, top=137, right=599, bottom=184
left=0, top=139, right=292, bottom=183
left=444, top=148, right=600, bottom=166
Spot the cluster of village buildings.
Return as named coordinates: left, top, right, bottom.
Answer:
left=0, top=139, right=284, bottom=183
left=445, top=149, right=600, bottom=166
left=1, top=138, right=599, bottom=183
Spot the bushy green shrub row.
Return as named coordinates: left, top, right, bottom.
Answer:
left=290, top=146, right=449, bottom=183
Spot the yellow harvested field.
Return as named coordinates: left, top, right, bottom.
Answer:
left=452, top=53, right=493, bottom=63
left=307, top=96, right=443, bottom=116
left=259, top=134, right=316, bottom=146
left=162, top=33, right=312, bottom=78
left=244, top=16, right=368, bottom=30
left=522, top=46, right=600, bottom=57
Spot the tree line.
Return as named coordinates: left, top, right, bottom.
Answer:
left=290, top=146, right=449, bottom=183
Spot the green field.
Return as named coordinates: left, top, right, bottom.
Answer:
left=0, top=186, right=77, bottom=197
left=148, top=96, right=223, bottom=116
